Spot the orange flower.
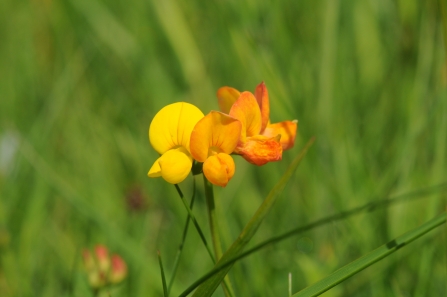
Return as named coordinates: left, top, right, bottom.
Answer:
left=190, top=111, right=241, bottom=187
left=217, top=82, right=298, bottom=165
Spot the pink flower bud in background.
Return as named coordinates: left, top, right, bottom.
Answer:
left=82, top=248, right=107, bottom=288
left=94, top=245, right=111, bottom=273
left=82, top=244, right=127, bottom=289
left=109, top=254, right=128, bottom=284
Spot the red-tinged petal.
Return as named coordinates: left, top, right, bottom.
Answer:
left=109, top=254, right=128, bottom=284
left=254, top=82, right=270, bottom=132
left=234, top=135, right=282, bottom=166
left=217, top=86, right=240, bottom=114
left=203, top=153, right=235, bottom=187
left=262, top=120, right=298, bottom=150
left=229, top=92, right=262, bottom=142
left=190, top=111, right=241, bottom=162
left=94, top=245, right=110, bottom=273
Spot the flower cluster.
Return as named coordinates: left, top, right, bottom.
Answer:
left=148, top=82, right=298, bottom=187
left=82, top=245, right=128, bottom=288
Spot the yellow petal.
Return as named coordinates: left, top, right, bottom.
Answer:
left=190, top=111, right=241, bottom=162
left=229, top=92, right=262, bottom=142
left=148, top=158, right=162, bottom=177
left=147, top=147, right=192, bottom=184
left=217, top=86, right=240, bottom=114
left=234, top=135, right=282, bottom=166
left=149, top=102, right=204, bottom=154
left=254, top=82, right=270, bottom=132
left=203, top=153, right=235, bottom=187
left=262, top=120, right=298, bottom=150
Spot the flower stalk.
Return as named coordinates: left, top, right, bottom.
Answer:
left=203, top=175, right=235, bottom=297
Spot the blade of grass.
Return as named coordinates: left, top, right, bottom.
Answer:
left=440, top=0, right=447, bottom=59
left=187, top=137, right=315, bottom=297
left=174, top=184, right=215, bottom=262
left=158, top=251, right=168, bottom=297
left=292, top=212, right=447, bottom=297
left=174, top=181, right=235, bottom=297
left=167, top=177, right=197, bottom=296
left=178, top=181, right=447, bottom=296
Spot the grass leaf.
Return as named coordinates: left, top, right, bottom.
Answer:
left=183, top=137, right=315, bottom=297
left=158, top=251, right=168, bottom=297
left=292, top=212, right=447, bottom=297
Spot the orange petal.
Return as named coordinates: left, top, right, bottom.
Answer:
left=234, top=135, right=282, bottom=166
left=229, top=92, right=262, bottom=142
left=190, top=111, right=241, bottom=162
left=217, top=86, right=241, bottom=114
left=254, top=82, right=270, bottom=132
left=262, top=120, right=298, bottom=150
left=203, top=153, right=235, bottom=187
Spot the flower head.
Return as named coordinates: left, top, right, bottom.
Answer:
left=217, top=82, right=298, bottom=165
left=109, top=254, right=128, bottom=284
left=148, top=102, right=204, bottom=184
left=190, top=111, right=241, bottom=187
left=82, top=244, right=128, bottom=288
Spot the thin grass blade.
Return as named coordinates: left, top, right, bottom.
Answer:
left=186, top=137, right=315, bottom=297
left=168, top=177, right=197, bottom=295
left=158, top=251, right=168, bottom=297
left=177, top=181, right=447, bottom=296
left=292, top=212, right=446, bottom=297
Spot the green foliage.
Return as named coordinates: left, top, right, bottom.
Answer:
left=189, top=138, right=314, bottom=297
left=0, top=0, right=446, bottom=296
left=292, top=213, right=447, bottom=297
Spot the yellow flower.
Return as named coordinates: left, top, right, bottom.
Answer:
left=190, top=111, right=241, bottom=187
left=217, top=82, right=298, bottom=165
left=148, top=102, right=204, bottom=184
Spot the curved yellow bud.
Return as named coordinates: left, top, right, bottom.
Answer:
left=203, top=153, right=235, bottom=187
left=148, top=147, right=193, bottom=184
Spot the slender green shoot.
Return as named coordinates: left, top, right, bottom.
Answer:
left=203, top=175, right=235, bottom=297
left=158, top=250, right=168, bottom=297
left=288, top=272, right=292, bottom=297
left=174, top=184, right=215, bottom=262
left=177, top=181, right=447, bottom=297
left=291, top=212, right=446, bottom=297
left=167, top=177, right=197, bottom=295
left=440, top=0, right=447, bottom=58
left=188, top=137, right=315, bottom=297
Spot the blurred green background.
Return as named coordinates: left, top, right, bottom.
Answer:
left=1, top=0, right=446, bottom=296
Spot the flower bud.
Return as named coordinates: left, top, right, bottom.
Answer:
left=109, top=254, right=128, bottom=284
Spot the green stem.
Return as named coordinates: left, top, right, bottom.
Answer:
left=174, top=184, right=215, bottom=262
left=440, top=0, right=447, bottom=59
left=167, top=177, right=197, bottom=295
left=203, top=176, right=223, bottom=259
left=203, top=175, right=235, bottom=297
left=158, top=251, right=168, bottom=297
